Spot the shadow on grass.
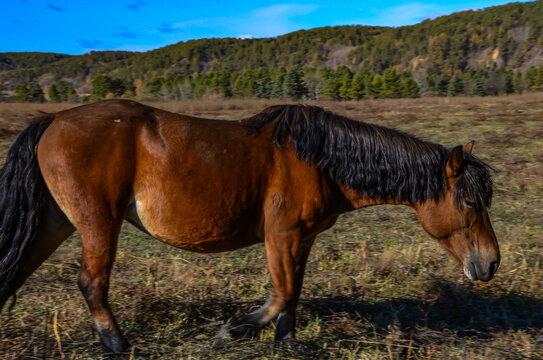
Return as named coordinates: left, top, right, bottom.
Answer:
left=299, top=277, right=543, bottom=340
left=122, top=277, right=543, bottom=359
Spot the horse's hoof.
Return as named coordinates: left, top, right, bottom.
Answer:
left=214, top=325, right=232, bottom=348
left=275, top=331, right=296, bottom=342
left=214, top=321, right=258, bottom=347
left=99, top=333, right=130, bottom=353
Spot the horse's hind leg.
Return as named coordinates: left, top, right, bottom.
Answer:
left=38, top=115, right=136, bottom=353
left=216, top=232, right=314, bottom=344
left=77, top=217, right=129, bottom=353
left=45, top=193, right=130, bottom=352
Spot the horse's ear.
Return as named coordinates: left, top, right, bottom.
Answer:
left=447, top=145, right=464, bottom=177
left=464, top=140, right=475, bottom=153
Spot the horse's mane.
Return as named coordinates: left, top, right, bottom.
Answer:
left=244, top=105, right=493, bottom=208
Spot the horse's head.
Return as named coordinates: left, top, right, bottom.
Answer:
left=416, top=141, right=499, bottom=281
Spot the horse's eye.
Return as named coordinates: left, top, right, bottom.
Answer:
left=465, top=200, right=476, bottom=209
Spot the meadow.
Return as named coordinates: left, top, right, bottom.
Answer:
left=0, top=94, right=541, bottom=359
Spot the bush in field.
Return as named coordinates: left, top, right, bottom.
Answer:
left=91, top=75, right=134, bottom=100
left=14, top=83, right=45, bottom=103
left=49, top=80, right=77, bottom=103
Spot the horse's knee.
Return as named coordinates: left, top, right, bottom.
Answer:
left=77, top=271, right=92, bottom=296
left=77, top=269, right=106, bottom=305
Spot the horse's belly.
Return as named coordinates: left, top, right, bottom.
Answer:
left=127, top=196, right=262, bottom=253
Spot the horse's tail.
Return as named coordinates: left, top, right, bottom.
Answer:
left=0, top=116, right=55, bottom=311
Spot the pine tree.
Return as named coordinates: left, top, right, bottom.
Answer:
left=92, top=76, right=128, bottom=100
left=513, top=70, right=523, bottom=94
left=348, top=71, right=368, bottom=100
left=382, top=68, right=401, bottom=98
left=283, top=66, right=308, bottom=100
left=324, top=74, right=341, bottom=100
left=145, top=78, right=165, bottom=99
left=528, top=20, right=541, bottom=44
left=218, top=72, right=232, bottom=98
left=232, top=76, right=245, bottom=98
left=339, top=74, right=352, bottom=100
left=472, top=76, right=487, bottom=96
left=14, top=84, right=30, bottom=102
left=28, top=84, right=45, bottom=103
left=437, top=74, right=450, bottom=96
left=270, top=68, right=287, bottom=98
left=271, top=75, right=285, bottom=99
left=401, top=77, right=420, bottom=98
left=526, top=66, right=543, bottom=90
left=92, top=75, right=113, bottom=100
left=302, top=68, right=320, bottom=100
left=56, top=80, right=76, bottom=102
left=425, top=73, right=437, bottom=95
left=110, top=78, right=127, bottom=97
left=48, top=84, right=61, bottom=102
left=504, top=72, right=514, bottom=94
left=370, top=75, right=384, bottom=98
left=255, top=68, right=272, bottom=99
left=448, top=74, right=464, bottom=96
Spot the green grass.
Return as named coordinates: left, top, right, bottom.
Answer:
left=0, top=94, right=542, bottom=359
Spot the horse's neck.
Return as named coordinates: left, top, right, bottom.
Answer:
left=338, top=184, right=415, bottom=210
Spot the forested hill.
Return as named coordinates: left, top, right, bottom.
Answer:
left=1, top=1, right=543, bottom=101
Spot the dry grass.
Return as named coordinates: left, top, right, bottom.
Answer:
left=0, top=93, right=542, bottom=359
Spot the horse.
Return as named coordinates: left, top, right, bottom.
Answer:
left=0, top=100, right=499, bottom=352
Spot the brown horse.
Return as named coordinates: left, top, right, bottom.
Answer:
left=0, top=100, right=499, bottom=352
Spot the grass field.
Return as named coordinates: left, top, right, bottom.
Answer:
left=0, top=94, right=542, bottom=359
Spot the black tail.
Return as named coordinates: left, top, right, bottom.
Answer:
left=0, top=116, right=54, bottom=310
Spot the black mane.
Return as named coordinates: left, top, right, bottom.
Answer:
left=244, top=105, right=493, bottom=207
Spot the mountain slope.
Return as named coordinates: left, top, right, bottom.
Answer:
left=0, top=1, right=542, bottom=91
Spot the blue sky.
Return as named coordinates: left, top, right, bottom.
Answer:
left=0, top=0, right=533, bottom=55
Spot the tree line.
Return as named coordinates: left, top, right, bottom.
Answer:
left=3, top=64, right=543, bottom=103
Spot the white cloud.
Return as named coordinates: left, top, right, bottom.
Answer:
left=165, top=3, right=320, bottom=39
left=237, top=34, right=255, bottom=39
left=251, top=3, right=320, bottom=18
left=333, top=2, right=444, bottom=27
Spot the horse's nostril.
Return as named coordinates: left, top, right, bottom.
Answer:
left=490, top=260, right=499, bottom=275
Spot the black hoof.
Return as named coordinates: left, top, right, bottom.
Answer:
left=99, top=330, right=130, bottom=353
left=214, top=320, right=260, bottom=347
left=275, top=331, right=296, bottom=341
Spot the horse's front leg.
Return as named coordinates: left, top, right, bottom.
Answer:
left=215, top=231, right=314, bottom=344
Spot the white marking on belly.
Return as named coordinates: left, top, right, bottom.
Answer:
left=125, top=196, right=152, bottom=234
left=463, top=266, right=475, bottom=281
left=134, top=198, right=151, bottom=229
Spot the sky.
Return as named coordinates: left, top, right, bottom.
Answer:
left=0, top=0, right=533, bottom=55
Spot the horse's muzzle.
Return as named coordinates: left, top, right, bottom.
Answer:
left=464, top=254, right=499, bottom=281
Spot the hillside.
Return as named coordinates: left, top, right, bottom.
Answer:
left=1, top=1, right=542, bottom=100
